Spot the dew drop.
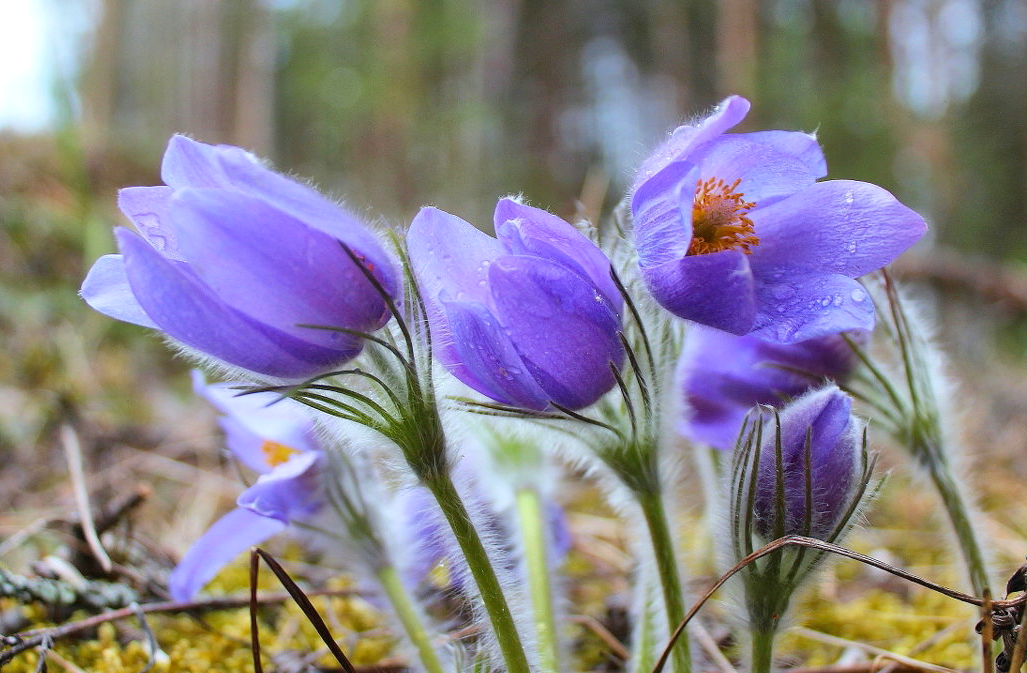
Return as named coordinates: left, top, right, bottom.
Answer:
left=846, top=242, right=857, bottom=253
left=832, top=294, right=843, bottom=307
left=844, top=191, right=854, bottom=205
left=819, top=297, right=832, bottom=307
left=850, top=288, right=867, bottom=303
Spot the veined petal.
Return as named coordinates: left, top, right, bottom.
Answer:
left=739, top=130, right=827, bottom=179
left=80, top=253, right=158, bottom=329
left=631, top=161, right=699, bottom=267
left=117, top=187, right=181, bottom=260
left=749, top=180, right=927, bottom=277
left=691, top=135, right=819, bottom=205
left=750, top=274, right=875, bottom=344
left=632, top=95, right=750, bottom=190
left=641, top=250, right=756, bottom=335
left=439, top=298, right=549, bottom=410
left=493, top=198, right=621, bottom=309
left=117, top=228, right=356, bottom=378
left=162, top=135, right=400, bottom=302
left=408, top=206, right=504, bottom=305
left=489, top=256, right=624, bottom=410
left=171, top=188, right=387, bottom=345
left=237, top=451, right=322, bottom=522
left=168, top=507, right=285, bottom=600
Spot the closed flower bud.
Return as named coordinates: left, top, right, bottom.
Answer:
left=81, top=135, right=399, bottom=379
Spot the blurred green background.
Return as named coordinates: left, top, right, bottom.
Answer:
left=2, top=0, right=1027, bottom=493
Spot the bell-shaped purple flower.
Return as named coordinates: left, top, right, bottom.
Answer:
left=680, top=327, right=861, bottom=450
left=631, top=95, right=927, bottom=343
left=406, top=198, right=625, bottom=410
left=749, top=386, right=862, bottom=542
left=168, top=372, right=324, bottom=600
left=81, top=135, right=399, bottom=379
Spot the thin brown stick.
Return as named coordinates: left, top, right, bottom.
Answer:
left=983, top=590, right=995, bottom=673
left=650, top=536, right=1026, bottom=673
left=61, top=425, right=112, bottom=573
left=0, top=588, right=356, bottom=666
left=568, top=614, right=630, bottom=661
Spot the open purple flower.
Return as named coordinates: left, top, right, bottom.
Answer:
left=679, top=327, right=861, bottom=450
left=631, top=95, right=927, bottom=343
left=81, top=135, right=399, bottom=379
left=406, top=198, right=624, bottom=410
left=168, top=372, right=323, bottom=601
left=750, top=386, right=861, bottom=541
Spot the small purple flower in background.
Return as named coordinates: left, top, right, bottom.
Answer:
left=631, top=95, right=927, bottom=343
left=679, top=327, right=861, bottom=450
left=750, top=386, right=862, bottom=542
left=81, top=135, right=399, bottom=379
left=169, top=372, right=323, bottom=601
left=407, top=198, right=625, bottom=410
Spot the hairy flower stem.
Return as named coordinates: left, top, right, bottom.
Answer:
left=750, top=627, right=776, bottom=673
left=377, top=565, right=446, bottom=673
left=424, top=472, right=531, bottom=673
left=516, top=487, right=561, bottom=673
left=637, top=491, right=692, bottom=673
left=924, top=455, right=991, bottom=596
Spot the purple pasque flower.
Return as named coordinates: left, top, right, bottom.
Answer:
left=407, top=198, right=625, bottom=410
left=679, top=327, right=861, bottom=450
left=168, top=372, right=324, bottom=601
left=81, top=135, right=398, bottom=379
left=750, top=386, right=861, bottom=541
left=631, top=95, right=927, bottom=343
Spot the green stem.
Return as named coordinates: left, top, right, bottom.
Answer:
left=925, top=457, right=991, bottom=596
left=425, top=473, right=531, bottom=673
left=750, top=627, right=776, bottom=673
left=637, top=492, right=692, bottom=673
left=377, top=565, right=447, bottom=673
left=516, top=488, right=560, bottom=673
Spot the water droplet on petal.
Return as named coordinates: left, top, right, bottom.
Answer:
left=844, top=191, right=854, bottom=205
left=850, top=288, right=867, bottom=303
left=847, top=242, right=857, bottom=253
left=833, top=294, right=843, bottom=307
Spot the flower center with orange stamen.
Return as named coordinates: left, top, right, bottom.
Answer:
left=261, top=440, right=299, bottom=468
left=688, top=177, right=759, bottom=256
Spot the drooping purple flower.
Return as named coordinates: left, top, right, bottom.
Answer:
left=81, top=135, right=399, bottom=379
left=749, top=386, right=861, bottom=541
left=168, top=372, right=324, bottom=600
left=406, top=198, right=625, bottom=410
left=679, top=327, right=862, bottom=450
left=631, top=95, right=927, bottom=343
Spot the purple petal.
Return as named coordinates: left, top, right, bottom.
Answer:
left=739, top=130, right=827, bottom=179
left=237, top=451, right=322, bottom=522
left=161, top=135, right=400, bottom=300
left=117, top=228, right=356, bottom=378
left=493, top=198, right=621, bottom=309
left=749, top=180, right=928, bottom=278
left=690, top=135, right=819, bottom=205
left=118, top=187, right=182, bottom=260
left=488, top=256, right=624, bottom=409
left=754, top=387, right=857, bottom=539
left=440, top=298, right=549, bottom=410
left=171, top=188, right=388, bottom=345
left=750, top=274, right=875, bottom=344
left=168, top=507, right=285, bottom=600
left=631, top=161, right=699, bottom=268
left=633, top=95, right=750, bottom=190
left=407, top=206, right=506, bottom=374
left=191, top=372, right=320, bottom=472
left=80, top=254, right=158, bottom=328
left=640, top=250, right=757, bottom=335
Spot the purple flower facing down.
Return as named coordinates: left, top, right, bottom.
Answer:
left=407, top=198, right=625, bottom=410
left=680, top=327, right=861, bottom=450
left=81, top=135, right=399, bottom=379
left=750, top=386, right=861, bottom=541
left=168, top=373, right=324, bottom=601
left=631, top=96, right=927, bottom=343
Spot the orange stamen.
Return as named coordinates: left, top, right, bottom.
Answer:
left=688, top=176, right=759, bottom=256
left=261, top=440, right=299, bottom=468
